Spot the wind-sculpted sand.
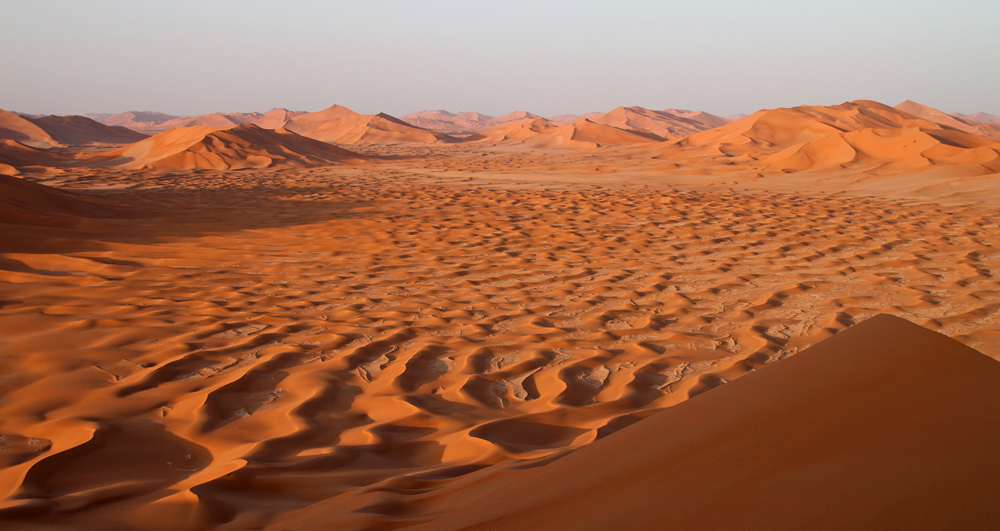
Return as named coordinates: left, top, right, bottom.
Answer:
left=1, top=147, right=999, bottom=528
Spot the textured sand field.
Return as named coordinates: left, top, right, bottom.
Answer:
left=1, top=141, right=999, bottom=528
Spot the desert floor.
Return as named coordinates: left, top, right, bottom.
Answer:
left=1, top=144, right=999, bottom=529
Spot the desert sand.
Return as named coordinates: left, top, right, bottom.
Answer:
left=1, top=98, right=999, bottom=529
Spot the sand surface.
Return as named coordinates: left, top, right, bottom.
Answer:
left=1, top=101, right=1000, bottom=528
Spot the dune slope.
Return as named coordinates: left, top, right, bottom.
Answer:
left=372, top=314, right=1000, bottom=531
left=0, top=109, right=59, bottom=148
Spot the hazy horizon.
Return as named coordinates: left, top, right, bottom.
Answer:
left=2, top=0, right=998, bottom=117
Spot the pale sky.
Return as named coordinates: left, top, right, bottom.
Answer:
left=2, top=0, right=998, bottom=118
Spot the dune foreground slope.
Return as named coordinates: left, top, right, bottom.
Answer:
left=286, top=314, right=1000, bottom=530
left=0, top=98, right=999, bottom=529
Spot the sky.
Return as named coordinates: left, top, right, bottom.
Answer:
left=2, top=0, right=998, bottom=118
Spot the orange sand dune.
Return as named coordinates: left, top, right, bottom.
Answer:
left=0, top=173, right=121, bottom=229
left=356, top=315, right=1000, bottom=531
left=895, top=100, right=1000, bottom=141
left=471, top=116, right=660, bottom=147
left=253, top=108, right=306, bottom=130
left=101, top=111, right=181, bottom=133
left=83, top=124, right=367, bottom=170
left=593, top=106, right=714, bottom=139
left=399, top=110, right=495, bottom=134
left=530, top=117, right=664, bottom=147
left=467, top=116, right=560, bottom=143
left=0, top=109, right=59, bottom=149
left=483, top=110, right=544, bottom=128
left=663, top=108, right=730, bottom=128
left=954, top=111, right=1000, bottom=126
left=155, top=112, right=264, bottom=132
left=652, top=100, right=1000, bottom=178
left=548, top=112, right=603, bottom=124
left=24, top=115, right=148, bottom=145
left=278, top=105, right=458, bottom=144
left=0, top=140, right=70, bottom=175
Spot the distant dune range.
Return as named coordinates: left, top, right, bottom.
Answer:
left=0, top=99, right=996, bottom=177
left=1, top=97, right=1000, bottom=528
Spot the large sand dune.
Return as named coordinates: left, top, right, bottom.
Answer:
left=0, top=140, right=70, bottom=175
left=0, top=109, right=59, bottom=149
left=896, top=100, right=1000, bottom=141
left=276, top=105, right=459, bottom=144
left=374, top=315, right=1000, bottom=531
left=399, top=110, right=495, bottom=134
left=100, top=111, right=182, bottom=134
left=83, top=124, right=367, bottom=170
left=593, top=106, right=725, bottom=139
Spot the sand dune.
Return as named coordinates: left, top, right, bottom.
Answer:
left=83, top=124, right=367, bottom=170
left=954, top=111, right=1000, bottom=126
left=0, top=140, right=71, bottom=175
left=593, top=106, right=714, bottom=139
left=467, top=116, right=560, bottom=143
left=371, top=315, right=1000, bottom=531
left=155, top=112, right=265, bottom=132
left=100, top=111, right=181, bottom=133
left=532, top=117, right=664, bottom=147
left=663, top=108, right=730, bottom=128
left=653, top=100, right=1000, bottom=179
left=24, top=115, right=148, bottom=145
left=399, top=110, right=495, bottom=134
left=896, top=100, right=1000, bottom=141
left=483, top=110, right=544, bottom=128
left=0, top=173, right=121, bottom=229
left=548, top=112, right=603, bottom=124
left=0, top=109, right=60, bottom=148
left=474, top=117, right=662, bottom=147
left=276, top=105, right=458, bottom=144
left=253, top=108, right=306, bottom=130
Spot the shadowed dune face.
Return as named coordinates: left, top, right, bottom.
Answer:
left=1, top=156, right=999, bottom=529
